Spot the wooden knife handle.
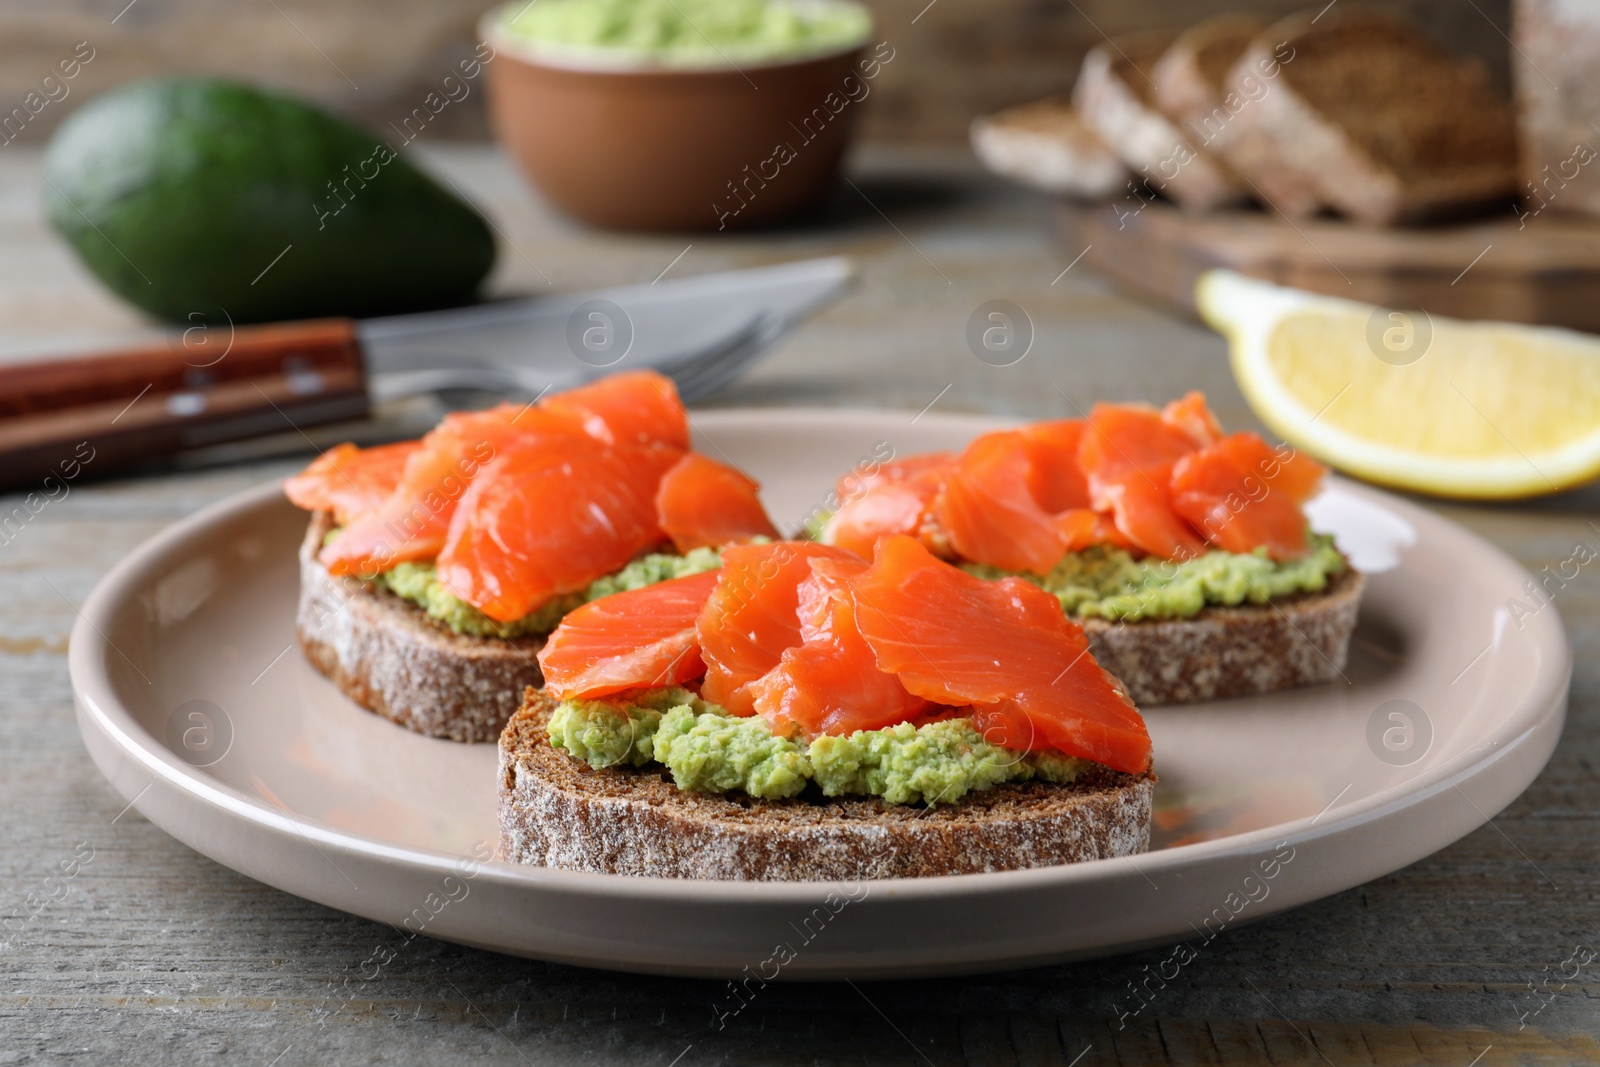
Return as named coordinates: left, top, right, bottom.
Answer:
left=0, top=319, right=369, bottom=492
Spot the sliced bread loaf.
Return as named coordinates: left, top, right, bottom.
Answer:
left=1074, top=29, right=1246, bottom=212
left=499, top=689, right=1155, bottom=881
left=969, top=97, right=1126, bottom=198
left=1229, top=9, right=1517, bottom=225
left=296, top=511, right=545, bottom=742
left=1081, top=566, right=1365, bottom=706
left=1152, top=13, right=1323, bottom=217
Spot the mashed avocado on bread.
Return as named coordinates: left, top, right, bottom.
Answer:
left=370, top=546, right=722, bottom=639
left=808, top=510, right=1345, bottom=623
left=499, top=0, right=872, bottom=66
left=547, top=687, right=1091, bottom=805
left=962, top=534, right=1346, bottom=621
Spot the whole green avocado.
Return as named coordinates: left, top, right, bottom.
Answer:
left=42, top=78, right=497, bottom=323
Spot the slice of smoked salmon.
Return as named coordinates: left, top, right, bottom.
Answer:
left=1093, top=477, right=1206, bottom=561
left=935, top=430, right=1069, bottom=576
left=1171, top=432, right=1326, bottom=560
left=282, top=440, right=420, bottom=525
left=748, top=557, right=929, bottom=737
left=1055, top=508, right=1130, bottom=552
left=319, top=404, right=585, bottom=577
left=1259, top=440, right=1327, bottom=503
left=697, top=541, right=861, bottom=716
left=655, top=452, right=779, bottom=553
left=541, top=370, right=690, bottom=451
left=824, top=453, right=954, bottom=559
left=1080, top=403, right=1205, bottom=560
left=1160, top=391, right=1224, bottom=448
left=537, top=569, right=721, bottom=700
left=1080, top=402, right=1198, bottom=482
left=435, top=436, right=677, bottom=622
left=846, top=535, right=1151, bottom=773
left=1020, top=420, right=1092, bottom=513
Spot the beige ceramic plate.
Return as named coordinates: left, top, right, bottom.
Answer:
left=71, top=410, right=1569, bottom=979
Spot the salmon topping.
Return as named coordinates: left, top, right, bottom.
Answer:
left=696, top=541, right=861, bottom=717
left=537, top=535, right=1152, bottom=769
left=823, top=453, right=955, bottom=559
left=655, top=452, right=780, bottom=553
left=290, top=371, right=778, bottom=620
left=823, top=392, right=1321, bottom=569
left=537, top=570, right=721, bottom=700
left=282, top=440, right=420, bottom=526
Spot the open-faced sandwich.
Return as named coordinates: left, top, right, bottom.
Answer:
left=283, top=371, right=780, bottom=742
left=499, top=535, right=1156, bottom=881
left=816, top=393, right=1364, bottom=704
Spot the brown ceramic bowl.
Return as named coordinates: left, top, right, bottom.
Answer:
left=481, top=6, right=874, bottom=231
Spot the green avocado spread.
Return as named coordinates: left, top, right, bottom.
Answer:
left=810, top=512, right=1343, bottom=622
left=369, top=545, right=722, bottom=639
left=547, top=688, right=1090, bottom=805
left=961, top=534, right=1346, bottom=622
left=499, top=0, right=872, bottom=66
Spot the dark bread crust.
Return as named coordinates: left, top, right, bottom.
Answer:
left=1073, top=29, right=1246, bottom=212
left=1233, top=9, right=1516, bottom=224
left=1081, top=567, right=1365, bottom=706
left=296, top=511, right=545, bottom=743
left=498, top=690, right=1155, bottom=881
left=1151, top=14, right=1325, bottom=217
left=296, top=499, right=1363, bottom=750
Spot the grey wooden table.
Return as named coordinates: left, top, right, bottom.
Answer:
left=2, top=145, right=1597, bottom=1066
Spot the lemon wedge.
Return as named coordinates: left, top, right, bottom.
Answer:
left=1197, top=269, right=1600, bottom=499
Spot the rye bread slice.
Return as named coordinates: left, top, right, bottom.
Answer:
left=499, top=690, right=1155, bottom=881
left=969, top=96, right=1126, bottom=198
left=1151, top=14, right=1323, bottom=217
left=1231, top=9, right=1517, bottom=225
left=1080, top=566, right=1365, bottom=706
left=296, top=511, right=545, bottom=743
left=1073, top=29, right=1246, bottom=212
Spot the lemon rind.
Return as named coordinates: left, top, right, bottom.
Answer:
left=1198, top=270, right=1600, bottom=500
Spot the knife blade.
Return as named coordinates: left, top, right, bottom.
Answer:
left=0, top=256, right=852, bottom=493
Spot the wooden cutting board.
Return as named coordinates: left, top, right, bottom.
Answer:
left=1056, top=198, right=1600, bottom=333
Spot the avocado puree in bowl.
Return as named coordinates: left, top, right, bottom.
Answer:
left=497, top=0, right=872, bottom=67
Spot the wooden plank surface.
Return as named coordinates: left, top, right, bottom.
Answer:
left=2, top=144, right=1599, bottom=1066
left=1056, top=198, right=1600, bottom=332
